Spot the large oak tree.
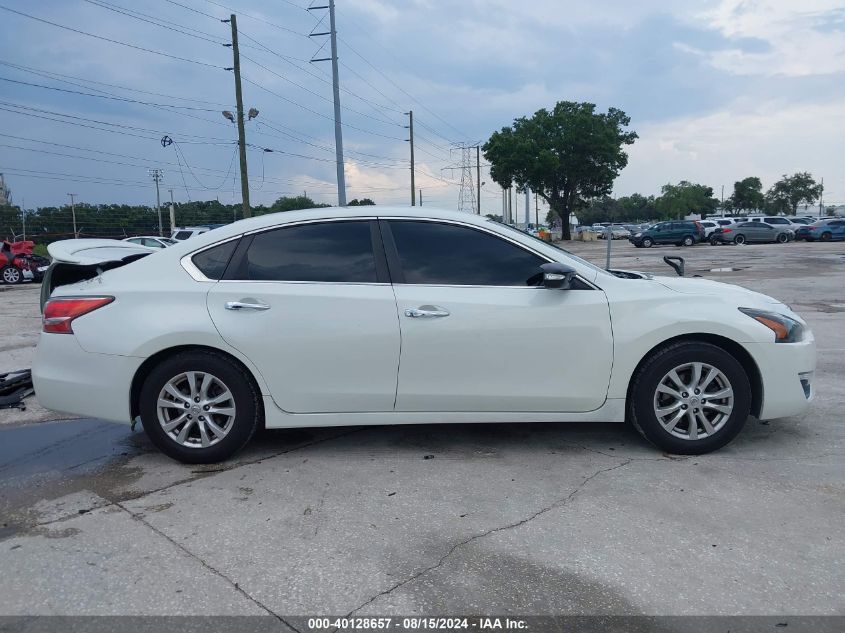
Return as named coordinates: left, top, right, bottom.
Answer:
left=483, top=101, right=637, bottom=239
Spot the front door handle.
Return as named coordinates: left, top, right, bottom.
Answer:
left=225, top=300, right=270, bottom=311
left=404, top=305, right=450, bottom=318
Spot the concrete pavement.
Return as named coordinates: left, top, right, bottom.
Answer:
left=0, top=240, right=842, bottom=617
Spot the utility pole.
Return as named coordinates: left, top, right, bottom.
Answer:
left=67, top=193, right=78, bottom=239
left=476, top=146, right=481, bottom=215
left=20, top=197, right=25, bottom=241
left=149, top=169, right=163, bottom=236
left=819, top=177, right=824, bottom=218
left=406, top=111, right=415, bottom=205
left=226, top=14, right=251, bottom=218
left=168, top=188, right=176, bottom=233
left=309, top=0, right=346, bottom=206
left=535, top=191, right=539, bottom=227
left=508, top=186, right=513, bottom=224
left=419, top=189, right=422, bottom=206
left=525, top=187, right=530, bottom=227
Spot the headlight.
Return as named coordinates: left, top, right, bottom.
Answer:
left=634, top=232, right=642, bottom=237
left=739, top=308, right=804, bottom=343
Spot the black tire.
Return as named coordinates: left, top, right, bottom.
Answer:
left=710, top=237, right=720, bottom=246
left=806, top=238, right=815, bottom=242
left=628, top=341, right=751, bottom=455
left=139, top=350, right=261, bottom=463
left=1, top=265, right=22, bottom=285
left=642, top=237, right=654, bottom=248
left=776, top=233, right=788, bottom=244
left=734, top=234, right=746, bottom=245
left=682, top=235, right=695, bottom=247
left=821, top=232, right=832, bottom=242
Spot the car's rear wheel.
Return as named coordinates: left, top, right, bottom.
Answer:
left=682, top=235, right=695, bottom=247
left=642, top=237, right=653, bottom=248
left=709, top=237, right=720, bottom=246
left=1, top=265, right=22, bottom=285
left=733, top=234, right=746, bottom=245
left=139, top=351, right=261, bottom=463
left=821, top=231, right=832, bottom=242
left=776, top=233, right=788, bottom=243
left=628, top=341, right=751, bottom=454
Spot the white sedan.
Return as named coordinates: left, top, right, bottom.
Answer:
left=123, top=236, right=177, bottom=249
left=33, top=207, right=816, bottom=463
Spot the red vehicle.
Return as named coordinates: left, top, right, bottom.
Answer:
left=0, top=241, right=46, bottom=285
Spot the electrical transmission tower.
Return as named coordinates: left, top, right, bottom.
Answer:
left=442, top=143, right=481, bottom=214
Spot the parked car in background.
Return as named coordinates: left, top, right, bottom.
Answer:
left=629, top=220, right=702, bottom=248
left=698, top=221, right=720, bottom=238
left=123, top=236, right=177, bottom=249
left=802, top=219, right=845, bottom=242
left=711, top=222, right=794, bottom=245
left=748, top=216, right=796, bottom=227
left=787, top=217, right=811, bottom=225
left=0, top=240, right=46, bottom=284
left=171, top=226, right=220, bottom=241
left=597, top=224, right=632, bottom=239
left=33, top=206, right=816, bottom=462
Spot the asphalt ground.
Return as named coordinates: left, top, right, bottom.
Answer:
left=0, top=239, right=842, bottom=621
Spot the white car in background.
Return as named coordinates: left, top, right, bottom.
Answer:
left=123, top=236, right=177, bottom=249
left=34, top=207, right=816, bottom=463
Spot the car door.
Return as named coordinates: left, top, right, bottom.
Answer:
left=752, top=223, right=775, bottom=242
left=383, top=219, right=613, bottom=413
left=205, top=219, right=400, bottom=414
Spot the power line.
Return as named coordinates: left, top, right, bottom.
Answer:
left=0, top=76, right=222, bottom=111
left=0, top=59, right=234, bottom=108
left=199, top=0, right=310, bottom=38
left=0, top=4, right=222, bottom=68
left=81, top=0, right=230, bottom=46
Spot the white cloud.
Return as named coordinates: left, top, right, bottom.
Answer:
left=616, top=98, right=844, bottom=202
left=691, top=0, right=845, bottom=76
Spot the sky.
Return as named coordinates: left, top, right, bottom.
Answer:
left=0, top=0, right=842, bottom=218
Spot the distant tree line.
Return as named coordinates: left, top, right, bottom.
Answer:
left=575, top=173, right=826, bottom=226
left=0, top=195, right=353, bottom=243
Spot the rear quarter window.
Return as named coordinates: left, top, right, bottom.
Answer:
left=191, top=240, right=238, bottom=280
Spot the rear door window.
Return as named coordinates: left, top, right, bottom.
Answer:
left=192, top=240, right=238, bottom=280
left=238, top=221, right=378, bottom=283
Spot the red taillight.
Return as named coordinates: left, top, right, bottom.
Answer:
left=43, top=297, right=114, bottom=334
left=722, top=228, right=733, bottom=234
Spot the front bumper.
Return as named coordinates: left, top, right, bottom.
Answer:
left=32, top=333, right=143, bottom=424
left=744, top=336, right=817, bottom=420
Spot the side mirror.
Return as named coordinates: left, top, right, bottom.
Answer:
left=541, top=262, right=576, bottom=289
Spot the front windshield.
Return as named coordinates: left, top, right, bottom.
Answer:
left=492, top=221, right=613, bottom=277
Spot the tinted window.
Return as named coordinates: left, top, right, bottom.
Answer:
left=174, top=231, right=193, bottom=240
left=192, top=240, right=237, bottom=280
left=244, top=221, right=377, bottom=282
left=389, top=221, right=544, bottom=286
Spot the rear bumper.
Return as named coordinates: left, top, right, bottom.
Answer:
left=744, top=337, right=817, bottom=420
left=32, top=333, right=143, bottom=423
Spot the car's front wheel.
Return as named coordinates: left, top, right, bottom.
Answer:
left=628, top=341, right=751, bottom=454
left=1, top=265, right=22, bottom=284
left=139, top=350, right=261, bottom=463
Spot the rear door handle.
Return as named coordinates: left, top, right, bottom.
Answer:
left=404, top=305, right=450, bottom=318
left=225, top=300, right=270, bottom=311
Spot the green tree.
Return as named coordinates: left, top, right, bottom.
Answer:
left=765, top=173, right=823, bottom=214
left=348, top=198, right=376, bottom=206
left=266, top=195, right=330, bottom=213
left=655, top=181, right=718, bottom=219
left=483, top=101, right=637, bottom=239
left=729, top=177, right=764, bottom=211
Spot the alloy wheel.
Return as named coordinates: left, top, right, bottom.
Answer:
left=3, top=267, right=21, bottom=284
left=652, top=362, right=734, bottom=441
left=156, top=371, right=237, bottom=449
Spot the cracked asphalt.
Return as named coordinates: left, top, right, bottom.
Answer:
left=0, top=240, right=843, bottom=617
